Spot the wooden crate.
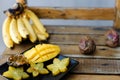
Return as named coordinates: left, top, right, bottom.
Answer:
left=27, top=0, right=120, bottom=58
left=1, top=0, right=120, bottom=80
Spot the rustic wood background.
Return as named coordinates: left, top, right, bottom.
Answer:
left=1, top=0, right=120, bottom=80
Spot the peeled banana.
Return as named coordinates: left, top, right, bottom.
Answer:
left=17, top=16, right=29, bottom=39
left=9, top=18, right=22, bottom=44
left=2, top=17, right=14, bottom=48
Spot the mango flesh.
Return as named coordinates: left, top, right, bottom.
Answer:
left=23, top=44, right=60, bottom=63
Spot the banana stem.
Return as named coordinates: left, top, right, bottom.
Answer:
left=16, top=0, right=27, bottom=5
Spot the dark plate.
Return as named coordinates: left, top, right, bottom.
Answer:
left=0, top=54, right=79, bottom=80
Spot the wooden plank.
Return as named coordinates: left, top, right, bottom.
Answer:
left=2, top=42, right=120, bottom=58
left=2, top=41, right=35, bottom=55
left=0, top=55, right=120, bottom=80
left=46, top=26, right=112, bottom=35
left=2, top=46, right=120, bottom=74
left=29, top=7, right=115, bottom=20
left=65, top=74, right=120, bottom=80
left=59, top=45, right=120, bottom=58
left=114, top=0, right=120, bottom=29
left=1, top=0, right=120, bottom=80
left=1, top=48, right=120, bottom=80
left=49, top=34, right=106, bottom=45
left=45, top=26, right=120, bottom=45
left=1, top=26, right=120, bottom=57
left=71, top=57, right=120, bottom=74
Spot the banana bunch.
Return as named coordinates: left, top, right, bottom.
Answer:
left=2, top=3, right=49, bottom=48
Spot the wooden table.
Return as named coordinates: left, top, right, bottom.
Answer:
left=1, top=0, right=120, bottom=79
left=0, top=26, right=120, bottom=80
left=1, top=43, right=120, bottom=80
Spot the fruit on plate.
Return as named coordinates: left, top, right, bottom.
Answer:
left=7, top=54, right=28, bottom=67
left=3, top=66, right=29, bottom=80
left=2, top=3, right=49, bottom=48
left=27, top=62, right=49, bottom=77
left=23, top=44, right=60, bottom=63
left=47, top=58, right=69, bottom=76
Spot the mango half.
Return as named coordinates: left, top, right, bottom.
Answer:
left=23, top=44, right=60, bottom=63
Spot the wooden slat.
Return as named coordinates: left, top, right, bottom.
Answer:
left=1, top=0, right=120, bottom=80
left=49, top=34, right=106, bottom=45
left=2, top=45, right=120, bottom=75
left=65, top=74, right=120, bottom=80
left=29, top=7, right=115, bottom=20
left=45, top=26, right=120, bottom=45
left=59, top=45, right=120, bottom=58
left=2, top=42, right=120, bottom=58
left=2, top=41, right=35, bottom=55
left=71, top=57, right=120, bottom=74
left=46, top=26, right=112, bottom=35
left=2, top=26, right=120, bottom=57
left=46, top=26, right=110, bottom=44
left=114, top=0, right=120, bottom=29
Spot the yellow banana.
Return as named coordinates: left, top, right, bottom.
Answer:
left=9, top=18, right=22, bottom=44
left=32, top=24, right=49, bottom=41
left=22, top=15, right=37, bottom=43
left=24, top=9, right=46, bottom=34
left=17, top=16, right=29, bottom=39
left=2, top=17, right=14, bottom=48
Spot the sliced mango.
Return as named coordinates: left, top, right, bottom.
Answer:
left=23, top=47, right=37, bottom=60
left=23, top=44, right=60, bottom=63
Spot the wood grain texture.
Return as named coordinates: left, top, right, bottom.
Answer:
left=72, top=57, right=120, bottom=74
left=2, top=42, right=120, bottom=58
left=49, top=34, right=106, bottom=45
left=65, top=74, right=120, bottom=80
left=45, top=26, right=120, bottom=46
left=29, top=7, right=115, bottom=20
left=2, top=26, right=120, bottom=58
left=59, top=45, right=120, bottom=58
left=2, top=41, right=35, bottom=55
left=1, top=0, right=120, bottom=79
left=46, top=26, right=111, bottom=35
left=114, top=0, right=120, bottom=29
